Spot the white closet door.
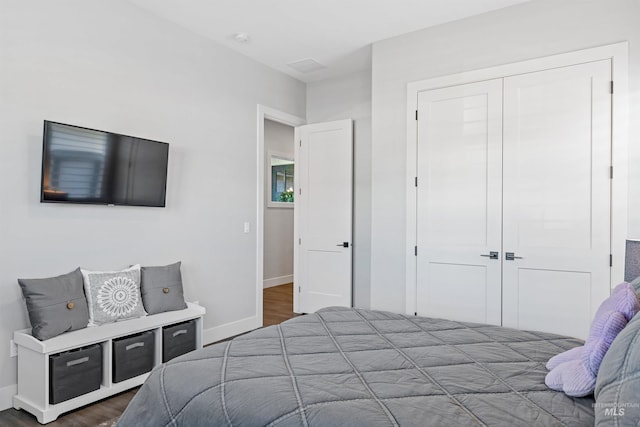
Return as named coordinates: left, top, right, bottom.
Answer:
left=502, top=60, right=612, bottom=339
left=416, top=79, right=503, bottom=325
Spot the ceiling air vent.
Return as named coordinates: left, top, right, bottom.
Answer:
left=286, top=58, right=326, bottom=74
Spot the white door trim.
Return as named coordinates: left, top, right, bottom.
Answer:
left=256, top=105, right=305, bottom=328
left=405, top=42, right=629, bottom=316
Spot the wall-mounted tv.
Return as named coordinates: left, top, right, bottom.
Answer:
left=41, top=121, right=169, bottom=207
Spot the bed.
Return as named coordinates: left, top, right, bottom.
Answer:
left=118, top=307, right=601, bottom=426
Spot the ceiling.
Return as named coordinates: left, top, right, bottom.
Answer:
left=128, top=0, right=530, bottom=83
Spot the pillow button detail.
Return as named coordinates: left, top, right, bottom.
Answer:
left=67, top=302, right=74, bottom=310
left=163, top=288, right=170, bottom=294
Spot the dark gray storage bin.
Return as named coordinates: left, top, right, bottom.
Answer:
left=163, top=320, right=196, bottom=362
left=112, top=331, right=155, bottom=383
left=49, top=344, right=102, bottom=404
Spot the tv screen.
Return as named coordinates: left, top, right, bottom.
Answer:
left=41, top=121, right=169, bottom=207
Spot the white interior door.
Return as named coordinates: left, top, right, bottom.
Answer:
left=502, top=60, right=612, bottom=339
left=295, top=119, right=353, bottom=313
left=416, top=79, right=503, bottom=325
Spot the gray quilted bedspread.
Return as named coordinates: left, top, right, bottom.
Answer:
left=118, top=307, right=595, bottom=426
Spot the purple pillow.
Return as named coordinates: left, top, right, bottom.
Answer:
left=545, top=359, right=596, bottom=397
left=545, top=282, right=639, bottom=371
left=545, top=311, right=628, bottom=396
left=580, top=281, right=638, bottom=376
left=546, top=346, right=583, bottom=371
left=582, top=309, right=629, bottom=376
left=544, top=283, right=638, bottom=396
left=597, top=282, right=639, bottom=322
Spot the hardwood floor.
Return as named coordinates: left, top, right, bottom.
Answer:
left=0, top=389, right=137, bottom=427
left=0, top=284, right=298, bottom=426
left=263, top=282, right=300, bottom=327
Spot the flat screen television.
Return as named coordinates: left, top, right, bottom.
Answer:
left=41, top=121, right=169, bottom=207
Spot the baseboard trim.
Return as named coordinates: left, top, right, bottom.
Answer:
left=203, top=316, right=258, bottom=345
left=263, top=275, right=293, bottom=289
left=0, top=384, right=17, bottom=411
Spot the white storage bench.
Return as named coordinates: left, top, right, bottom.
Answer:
left=13, top=302, right=205, bottom=424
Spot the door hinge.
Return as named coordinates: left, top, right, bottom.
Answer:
left=610, top=166, right=613, bottom=179
left=298, top=286, right=301, bottom=293
left=298, top=238, right=301, bottom=245
left=414, top=246, right=418, bottom=256
left=415, top=110, right=418, bottom=121
left=299, top=188, right=301, bottom=195
left=610, top=254, right=613, bottom=267
left=414, top=177, right=418, bottom=187
left=610, top=81, right=614, bottom=94
left=299, top=140, right=302, bottom=147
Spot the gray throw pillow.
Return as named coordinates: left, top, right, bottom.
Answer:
left=18, top=268, right=89, bottom=341
left=140, top=262, right=187, bottom=314
left=630, top=275, right=640, bottom=296
left=624, top=240, right=640, bottom=282
left=81, top=265, right=147, bottom=325
left=594, top=312, right=640, bottom=425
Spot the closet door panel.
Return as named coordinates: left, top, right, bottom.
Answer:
left=416, top=79, right=503, bottom=325
left=502, top=60, right=612, bottom=339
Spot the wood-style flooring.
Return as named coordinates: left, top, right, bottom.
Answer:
left=0, top=389, right=136, bottom=427
left=0, top=284, right=297, bottom=427
left=263, top=282, right=299, bottom=327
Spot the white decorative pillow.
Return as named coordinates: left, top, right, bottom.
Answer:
left=81, top=265, right=147, bottom=325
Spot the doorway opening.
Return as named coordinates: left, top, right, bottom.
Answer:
left=256, top=106, right=305, bottom=328
left=263, top=119, right=295, bottom=326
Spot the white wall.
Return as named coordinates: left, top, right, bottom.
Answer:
left=370, top=0, right=640, bottom=312
left=0, top=0, right=305, bottom=405
left=263, top=119, right=294, bottom=287
left=307, top=69, right=372, bottom=308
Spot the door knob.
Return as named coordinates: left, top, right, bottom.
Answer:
left=505, top=252, right=523, bottom=261
left=480, top=251, right=499, bottom=260
left=336, top=242, right=349, bottom=248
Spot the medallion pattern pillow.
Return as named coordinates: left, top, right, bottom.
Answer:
left=81, top=265, right=147, bottom=325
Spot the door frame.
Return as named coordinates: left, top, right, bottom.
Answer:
left=405, top=42, right=629, bottom=316
left=256, top=105, right=305, bottom=328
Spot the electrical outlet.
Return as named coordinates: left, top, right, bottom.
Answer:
left=243, top=222, right=250, bottom=233
left=9, top=340, right=17, bottom=358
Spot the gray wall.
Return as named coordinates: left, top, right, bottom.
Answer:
left=370, top=0, right=640, bottom=313
left=307, top=69, right=372, bottom=308
left=0, top=0, right=305, bottom=403
left=263, top=119, right=294, bottom=286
